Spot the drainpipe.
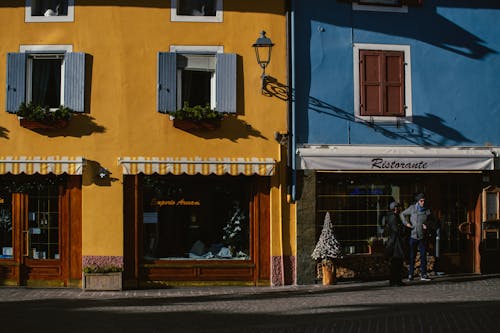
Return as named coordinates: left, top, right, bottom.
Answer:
left=288, top=0, right=296, bottom=203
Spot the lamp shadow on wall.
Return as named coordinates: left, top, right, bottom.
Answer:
left=83, top=159, right=119, bottom=187
left=262, top=76, right=290, bottom=101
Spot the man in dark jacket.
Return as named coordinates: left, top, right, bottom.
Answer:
left=400, top=193, right=432, bottom=281
left=384, top=201, right=406, bottom=286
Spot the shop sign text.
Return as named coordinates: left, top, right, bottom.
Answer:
left=152, top=198, right=201, bottom=207
left=371, top=158, right=428, bottom=170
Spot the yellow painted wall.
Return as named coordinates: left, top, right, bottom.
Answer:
left=0, top=2, right=291, bottom=259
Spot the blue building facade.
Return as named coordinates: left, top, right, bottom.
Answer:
left=290, top=1, right=500, bottom=283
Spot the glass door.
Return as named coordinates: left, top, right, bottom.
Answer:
left=26, top=188, right=60, bottom=261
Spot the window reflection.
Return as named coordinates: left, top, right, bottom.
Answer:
left=142, top=175, right=250, bottom=260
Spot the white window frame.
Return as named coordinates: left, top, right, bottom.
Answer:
left=170, top=45, right=223, bottom=110
left=353, top=43, right=412, bottom=124
left=353, top=2, right=408, bottom=13
left=25, top=0, right=75, bottom=23
left=20, top=45, right=72, bottom=108
left=170, top=0, right=223, bottom=23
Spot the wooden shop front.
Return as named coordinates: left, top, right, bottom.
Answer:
left=0, top=157, right=82, bottom=287
left=120, top=157, right=275, bottom=287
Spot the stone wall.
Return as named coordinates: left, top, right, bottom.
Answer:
left=296, top=170, right=317, bottom=284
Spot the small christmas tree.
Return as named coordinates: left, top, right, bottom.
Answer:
left=311, top=212, right=343, bottom=285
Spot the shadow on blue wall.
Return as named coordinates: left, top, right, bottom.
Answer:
left=294, top=0, right=497, bottom=145
left=263, top=76, right=472, bottom=145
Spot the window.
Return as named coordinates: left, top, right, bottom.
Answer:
left=157, top=46, right=236, bottom=114
left=353, top=43, right=412, bottom=123
left=171, top=0, right=223, bottom=22
left=25, top=0, right=74, bottom=23
left=142, top=175, right=251, bottom=261
left=6, top=45, right=85, bottom=113
left=316, top=173, right=470, bottom=255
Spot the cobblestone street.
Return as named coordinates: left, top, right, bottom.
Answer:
left=1, top=274, right=500, bottom=333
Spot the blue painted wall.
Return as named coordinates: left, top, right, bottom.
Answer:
left=292, top=0, right=500, bottom=146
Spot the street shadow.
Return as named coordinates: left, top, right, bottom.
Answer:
left=1, top=277, right=499, bottom=332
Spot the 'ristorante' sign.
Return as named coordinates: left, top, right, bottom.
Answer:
left=371, top=158, right=428, bottom=170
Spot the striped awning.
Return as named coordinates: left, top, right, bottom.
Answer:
left=0, top=156, right=84, bottom=175
left=118, top=157, right=276, bottom=176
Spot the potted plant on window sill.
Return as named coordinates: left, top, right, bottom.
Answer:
left=168, top=103, right=225, bottom=131
left=17, top=102, right=72, bottom=129
left=82, top=265, right=123, bottom=291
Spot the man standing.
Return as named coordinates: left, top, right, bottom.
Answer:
left=400, top=193, right=432, bottom=281
left=384, top=201, right=406, bottom=286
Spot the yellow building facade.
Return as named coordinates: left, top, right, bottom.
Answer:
left=0, top=1, right=294, bottom=288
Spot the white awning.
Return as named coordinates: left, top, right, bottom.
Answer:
left=297, top=146, right=497, bottom=171
left=118, top=157, right=276, bottom=176
left=0, top=156, right=84, bottom=175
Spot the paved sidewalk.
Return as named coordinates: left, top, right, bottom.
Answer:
left=1, top=273, right=500, bottom=333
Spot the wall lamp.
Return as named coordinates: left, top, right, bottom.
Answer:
left=252, top=31, right=274, bottom=92
left=98, top=167, right=110, bottom=179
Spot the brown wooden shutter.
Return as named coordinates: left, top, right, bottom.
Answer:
left=360, top=50, right=383, bottom=116
left=359, top=50, right=405, bottom=117
left=384, top=51, right=405, bottom=116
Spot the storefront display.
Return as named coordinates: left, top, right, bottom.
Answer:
left=142, top=175, right=251, bottom=261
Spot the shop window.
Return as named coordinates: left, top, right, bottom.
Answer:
left=316, top=173, right=472, bottom=255
left=157, top=46, right=236, bottom=114
left=0, top=192, right=13, bottom=259
left=353, top=44, right=412, bottom=123
left=25, top=0, right=74, bottom=23
left=142, top=175, right=251, bottom=261
left=6, top=45, right=86, bottom=113
left=171, top=0, right=223, bottom=22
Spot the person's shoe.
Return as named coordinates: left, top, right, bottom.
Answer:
left=407, top=275, right=414, bottom=281
left=420, top=276, right=431, bottom=281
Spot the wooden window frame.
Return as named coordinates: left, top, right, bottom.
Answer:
left=170, top=0, right=223, bottom=23
left=353, top=43, right=412, bottom=124
left=25, top=0, right=75, bottom=23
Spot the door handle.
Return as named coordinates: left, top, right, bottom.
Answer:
left=23, top=230, right=29, bottom=257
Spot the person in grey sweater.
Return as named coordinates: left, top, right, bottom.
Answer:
left=400, top=193, right=432, bottom=281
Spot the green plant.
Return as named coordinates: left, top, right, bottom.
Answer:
left=83, top=265, right=124, bottom=274
left=167, top=102, right=224, bottom=121
left=17, top=102, right=72, bottom=122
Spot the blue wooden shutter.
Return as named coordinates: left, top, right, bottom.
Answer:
left=6, top=53, right=26, bottom=113
left=157, top=52, right=177, bottom=113
left=216, top=53, right=237, bottom=114
left=64, top=52, right=85, bottom=112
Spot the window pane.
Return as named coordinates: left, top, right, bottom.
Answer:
left=0, top=192, right=13, bottom=259
left=31, top=58, right=62, bottom=108
left=177, top=0, right=216, bottom=16
left=182, top=70, right=212, bottom=107
left=32, top=0, right=68, bottom=16
left=142, top=175, right=251, bottom=260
